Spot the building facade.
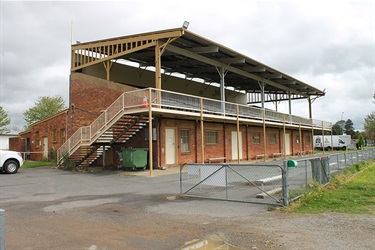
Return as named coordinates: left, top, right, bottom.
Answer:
left=11, top=28, right=329, bottom=170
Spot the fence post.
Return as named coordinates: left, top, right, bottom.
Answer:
left=180, top=164, right=183, bottom=196
left=356, top=151, right=359, bottom=163
left=319, top=158, right=322, bottom=184
left=225, top=165, right=228, bottom=200
left=344, top=153, right=347, bottom=168
left=0, top=209, right=4, bottom=250
left=337, top=154, right=340, bottom=171
left=282, top=160, right=289, bottom=206
left=304, top=160, right=308, bottom=192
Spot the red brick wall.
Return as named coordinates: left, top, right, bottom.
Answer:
left=19, top=113, right=67, bottom=161
left=159, top=118, right=199, bottom=166
left=9, top=137, right=24, bottom=152
left=247, top=126, right=265, bottom=160
left=70, top=75, right=124, bottom=135
left=157, top=118, right=312, bottom=166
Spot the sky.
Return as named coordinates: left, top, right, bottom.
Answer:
left=1, top=0, right=374, bottom=132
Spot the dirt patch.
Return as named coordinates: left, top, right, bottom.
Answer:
left=3, top=199, right=374, bottom=250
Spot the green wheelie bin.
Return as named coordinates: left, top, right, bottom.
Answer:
left=122, top=148, right=148, bottom=171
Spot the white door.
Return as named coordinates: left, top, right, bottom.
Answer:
left=231, top=131, right=242, bottom=160
left=43, top=137, right=48, bottom=158
left=285, top=133, right=291, bottom=155
left=165, top=128, right=176, bottom=165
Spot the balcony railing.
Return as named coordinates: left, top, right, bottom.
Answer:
left=57, top=88, right=332, bottom=163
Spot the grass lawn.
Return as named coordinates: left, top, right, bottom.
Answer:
left=287, top=161, right=375, bottom=214
left=21, top=160, right=57, bottom=169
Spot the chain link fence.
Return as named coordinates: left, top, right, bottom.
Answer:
left=286, top=148, right=375, bottom=203
left=180, top=149, right=375, bottom=206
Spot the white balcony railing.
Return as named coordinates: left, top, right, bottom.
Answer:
left=57, top=88, right=332, bottom=164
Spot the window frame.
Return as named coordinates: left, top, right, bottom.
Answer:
left=252, top=132, right=261, bottom=144
left=269, top=133, right=277, bottom=144
left=205, top=130, right=218, bottom=144
left=180, top=129, right=190, bottom=153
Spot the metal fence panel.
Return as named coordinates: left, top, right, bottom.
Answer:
left=180, top=164, right=284, bottom=206
left=287, top=148, right=375, bottom=202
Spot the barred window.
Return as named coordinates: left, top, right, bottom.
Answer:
left=206, top=130, right=218, bottom=144
left=61, top=129, right=66, bottom=143
left=296, top=135, right=300, bottom=144
left=252, top=133, right=260, bottom=144
left=53, top=129, right=57, bottom=142
left=181, top=129, right=190, bottom=152
left=35, top=131, right=40, bottom=146
left=306, top=135, right=311, bottom=144
left=270, top=133, right=277, bottom=144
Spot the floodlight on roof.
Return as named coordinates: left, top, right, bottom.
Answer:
left=182, top=21, right=189, bottom=29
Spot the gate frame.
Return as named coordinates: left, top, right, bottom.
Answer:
left=180, top=163, right=289, bottom=206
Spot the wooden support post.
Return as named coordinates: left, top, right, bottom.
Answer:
left=200, top=98, right=204, bottom=163
left=263, top=109, right=267, bottom=162
left=283, top=115, right=286, bottom=159
left=155, top=40, right=162, bottom=106
left=322, top=121, right=325, bottom=154
left=148, top=88, right=153, bottom=176
left=236, top=105, right=240, bottom=164
left=311, top=121, right=314, bottom=155
left=299, top=118, right=303, bottom=156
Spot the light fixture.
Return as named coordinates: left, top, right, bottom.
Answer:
left=182, top=21, right=189, bottom=29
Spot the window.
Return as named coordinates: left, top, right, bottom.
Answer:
left=306, top=135, right=311, bottom=144
left=53, top=129, right=57, bottom=142
left=35, top=131, right=40, bottom=147
left=61, top=129, right=66, bottom=143
left=145, top=127, right=157, bottom=141
left=269, top=133, right=277, bottom=144
left=295, top=135, right=300, bottom=144
left=180, top=129, right=190, bottom=152
left=252, top=133, right=260, bottom=144
left=205, top=130, right=218, bottom=144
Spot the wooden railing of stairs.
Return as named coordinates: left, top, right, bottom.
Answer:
left=74, top=115, right=147, bottom=167
left=57, top=89, right=151, bottom=167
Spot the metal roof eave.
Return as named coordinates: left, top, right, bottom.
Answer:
left=71, top=27, right=325, bottom=98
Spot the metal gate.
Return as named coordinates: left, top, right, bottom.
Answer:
left=180, top=164, right=286, bottom=206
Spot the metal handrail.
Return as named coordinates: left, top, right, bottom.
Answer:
left=57, top=87, right=332, bottom=163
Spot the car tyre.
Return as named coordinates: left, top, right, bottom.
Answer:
left=4, top=160, right=19, bottom=174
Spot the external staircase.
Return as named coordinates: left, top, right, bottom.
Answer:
left=57, top=89, right=151, bottom=167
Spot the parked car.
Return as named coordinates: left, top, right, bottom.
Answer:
left=0, top=150, right=24, bottom=174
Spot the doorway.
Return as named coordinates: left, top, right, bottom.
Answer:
left=285, top=133, right=291, bottom=155
left=231, top=131, right=243, bottom=160
left=165, top=128, right=176, bottom=165
left=43, top=137, right=48, bottom=159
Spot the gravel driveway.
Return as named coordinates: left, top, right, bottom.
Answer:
left=0, top=167, right=374, bottom=249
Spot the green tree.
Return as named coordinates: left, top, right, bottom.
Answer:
left=358, top=134, right=365, bottom=149
left=364, top=112, right=375, bottom=141
left=332, top=120, right=346, bottom=135
left=352, top=130, right=360, bottom=139
left=23, top=95, right=66, bottom=129
left=344, top=119, right=355, bottom=136
left=0, top=106, right=11, bottom=134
